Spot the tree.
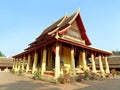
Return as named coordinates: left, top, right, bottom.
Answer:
left=0, top=51, right=5, bottom=57
left=112, top=50, right=120, bottom=56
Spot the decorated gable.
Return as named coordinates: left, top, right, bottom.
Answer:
left=61, top=21, right=85, bottom=45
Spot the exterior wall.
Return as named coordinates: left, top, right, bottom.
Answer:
left=0, top=57, right=13, bottom=72
left=108, top=56, right=120, bottom=70
left=63, top=47, right=71, bottom=71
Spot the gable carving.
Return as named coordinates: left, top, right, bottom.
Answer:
left=61, top=21, right=85, bottom=45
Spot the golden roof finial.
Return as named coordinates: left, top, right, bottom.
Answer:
left=77, top=8, right=80, bottom=13
left=55, top=31, right=60, bottom=39
left=65, top=12, right=68, bottom=17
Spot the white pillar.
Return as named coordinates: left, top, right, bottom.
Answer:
left=15, top=59, right=19, bottom=71
left=41, top=47, right=47, bottom=75
left=22, top=56, right=25, bottom=71
left=14, top=59, right=17, bottom=71
left=26, top=54, right=31, bottom=73
left=71, top=46, right=76, bottom=75
left=91, top=53, right=96, bottom=72
left=105, top=56, right=110, bottom=74
left=32, top=51, right=38, bottom=73
left=82, top=50, right=87, bottom=71
left=18, top=59, right=21, bottom=71
left=55, top=42, right=60, bottom=78
left=12, top=60, right=15, bottom=69
left=98, top=55, right=104, bottom=73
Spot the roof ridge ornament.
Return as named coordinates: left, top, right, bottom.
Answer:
left=59, top=25, right=71, bottom=35
left=78, top=8, right=80, bottom=12
left=65, top=12, right=68, bottom=16
left=55, top=31, right=60, bottom=39
left=57, top=15, right=68, bottom=27
left=48, top=27, right=59, bottom=35
left=68, top=10, right=80, bottom=24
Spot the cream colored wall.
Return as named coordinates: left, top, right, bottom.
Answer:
left=63, top=47, right=71, bottom=70
left=63, top=47, right=84, bottom=70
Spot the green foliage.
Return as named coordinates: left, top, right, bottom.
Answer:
left=33, top=71, right=41, bottom=80
left=112, top=50, right=120, bottom=56
left=18, top=69, right=23, bottom=76
left=76, top=72, right=106, bottom=82
left=10, top=69, right=15, bottom=74
left=117, top=71, right=120, bottom=75
left=89, top=72, right=97, bottom=80
left=75, top=75, right=83, bottom=82
left=84, top=70, right=89, bottom=79
left=0, top=51, right=5, bottom=57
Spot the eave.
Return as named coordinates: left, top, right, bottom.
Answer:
left=12, top=36, right=56, bottom=58
left=58, top=38, right=111, bottom=55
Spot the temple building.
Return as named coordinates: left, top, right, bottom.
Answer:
left=12, top=10, right=111, bottom=78
left=0, top=57, right=13, bottom=71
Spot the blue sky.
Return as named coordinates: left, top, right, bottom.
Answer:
left=0, top=0, right=120, bottom=57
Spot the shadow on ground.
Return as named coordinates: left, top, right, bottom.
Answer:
left=0, top=72, right=89, bottom=90
left=0, top=80, right=61, bottom=90
left=1, top=72, right=120, bottom=90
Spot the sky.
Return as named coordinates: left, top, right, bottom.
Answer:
left=0, top=0, right=120, bottom=57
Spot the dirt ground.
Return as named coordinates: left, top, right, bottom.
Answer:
left=0, top=72, right=120, bottom=90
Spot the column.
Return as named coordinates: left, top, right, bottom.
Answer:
left=32, top=51, right=38, bottom=73
left=82, top=50, right=87, bottom=71
left=91, top=53, right=96, bottom=72
left=15, top=59, right=19, bottom=71
left=55, top=42, right=60, bottom=78
left=105, top=56, right=110, bottom=74
left=18, top=59, right=21, bottom=71
left=98, top=55, right=104, bottom=73
left=71, top=46, right=76, bottom=75
left=26, top=54, right=31, bottom=73
left=41, top=47, right=47, bottom=75
left=14, top=59, right=17, bottom=71
left=12, top=60, right=15, bottom=69
left=22, top=56, right=25, bottom=71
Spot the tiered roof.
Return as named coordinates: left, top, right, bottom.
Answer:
left=13, top=10, right=111, bottom=58
left=26, top=10, right=91, bottom=50
left=0, top=57, right=13, bottom=67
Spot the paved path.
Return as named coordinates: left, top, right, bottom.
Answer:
left=0, top=72, right=120, bottom=90
left=75, top=77, right=120, bottom=90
